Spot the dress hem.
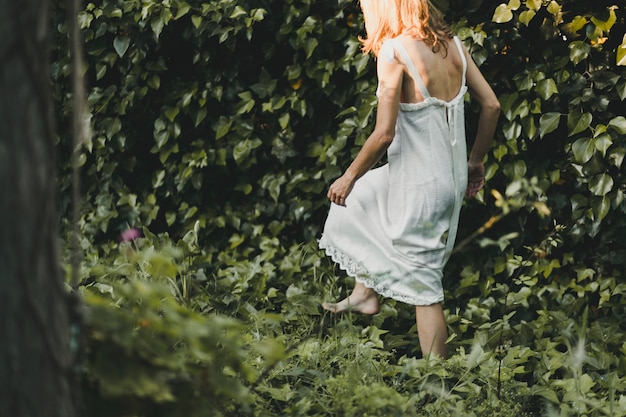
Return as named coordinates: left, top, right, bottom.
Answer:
left=318, top=235, right=444, bottom=306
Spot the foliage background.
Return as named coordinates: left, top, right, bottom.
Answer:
left=51, top=0, right=626, bottom=415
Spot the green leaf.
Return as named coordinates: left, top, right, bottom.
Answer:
left=191, top=15, right=202, bottom=29
left=166, top=211, right=177, bottom=226
left=164, top=106, right=179, bottom=122
left=508, top=0, right=521, bottom=10
left=569, top=41, right=591, bottom=65
left=594, top=134, right=612, bottom=157
left=608, top=147, right=625, bottom=168
left=304, top=38, right=318, bottom=59
left=591, top=195, right=610, bottom=221
left=154, top=130, right=169, bottom=148
left=532, top=387, right=559, bottom=403
left=536, top=78, right=558, bottom=100
left=194, top=108, right=207, bottom=127
left=618, top=34, right=626, bottom=66
left=572, top=137, right=594, bottom=163
left=105, top=8, right=121, bottom=19
left=147, top=75, right=160, bottom=90
left=236, top=92, right=255, bottom=114
left=503, top=121, right=522, bottom=140
left=591, top=9, right=616, bottom=32
left=570, top=16, right=587, bottom=32
left=616, top=80, right=626, bottom=100
left=151, top=18, right=165, bottom=38
left=279, top=113, right=290, bottom=130
left=105, top=117, right=122, bottom=139
left=567, top=111, right=592, bottom=136
left=519, top=10, right=536, bottom=26
left=230, top=5, right=247, bottom=19
left=608, top=116, right=626, bottom=134
left=589, top=173, right=613, bottom=196
left=521, top=115, right=537, bottom=139
left=499, top=92, right=518, bottom=121
left=526, top=0, right=541, bottom=11
left=215, top=117, right=233, bottom=140
left=175, top=2, right=191, bottom=19
left=547, top=1, right=561, bottom=16
left=492, top=4, right=513, bottom=23
left=233, top=138, right=262, bottom=165
left=513, top=160, right=527, bottom=178
left=539, top=112, right=561, bottom=137
left=113, top=35, right=130, bottom=58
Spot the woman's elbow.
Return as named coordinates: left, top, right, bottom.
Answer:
left=485, top=98, right=501, bottom=115
left=378, top=131, right=395, bottom=146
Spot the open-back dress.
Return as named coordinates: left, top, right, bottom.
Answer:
left=318, top=36, right=468, bottom=306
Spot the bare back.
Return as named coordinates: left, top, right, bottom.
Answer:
left=395, top=35, right=464, bottom=104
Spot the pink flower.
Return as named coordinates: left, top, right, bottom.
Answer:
left=120, top=228, right=142, bottom=242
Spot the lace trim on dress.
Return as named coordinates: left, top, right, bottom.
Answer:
left=318, top=235, right=443, bottom=306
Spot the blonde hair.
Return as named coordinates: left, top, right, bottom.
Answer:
left=359, top=0, right=453, bottom=57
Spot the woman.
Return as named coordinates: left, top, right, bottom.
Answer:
left=318, top=0, right=500, bottom=358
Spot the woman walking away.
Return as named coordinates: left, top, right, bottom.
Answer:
left=318, top=0, right=500, bottom=358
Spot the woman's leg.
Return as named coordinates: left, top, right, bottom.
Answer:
left=415, top=303, right=448, bottom=358
left=322, top=281, right=379, bottom=314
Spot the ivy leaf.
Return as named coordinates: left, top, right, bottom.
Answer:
left=304, top=38, right=319, bottom=59
left=519, top=10, right=536, bottom=26
left=539, top=112, right=560, bottom=138
left=230, top=5, right=247, bottom=19
left=521, top=115, right=537, bottom=139
left=591, top=9, right=616, bottom=32
left=569, top=41, right=591, bottom=65
left=279, top=113, right=290, bottom=130
left=194, top=108, right=207, bottom=127
left=570, top=16, right=587, bottom=32
left=608, top=147, right=625, bottom=168
left=594, top=134, right=612, bottom=157
left=572, top=137, right=594, bottom=163
left=526, top=0, right=542, bottom=10
left=113, top=35, right=130, bottom=58
left=508, top=0, right=521, bottom=10
left=589, top=173, right=613, bottom=196
left=617, top=34, right=626, bottom=66
left=608, top=116, right=626, bottom=135
left=214, top=117, right=233, bottom=140
left=503, top=120, right=522, bottom=140
left=492, top=4, right=513, bottom=23
left=567, top=111, right=592, bottom=136
left=233, top=138, right=262, bottom=165
left=616, top=80, right=626, bottom=100
left=175, top=2, right=191, bottom=20
left=105, top=117, right=122, bottom=139
left=591, top=195, right=610, bottom=221
left=191, top=15, right=202, bottom=29
left=536, top=78, right=558, bottom=100
left=151, top=18, right=165, bottom=39
left=164, top=106, right=179, bottom=122
left=547, top=1, right=561, bottom=16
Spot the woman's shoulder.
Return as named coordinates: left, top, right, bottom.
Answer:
left=379, top=38, right=397, bottom=63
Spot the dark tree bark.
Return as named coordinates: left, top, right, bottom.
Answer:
left=0, top=1, right=76, bottom=416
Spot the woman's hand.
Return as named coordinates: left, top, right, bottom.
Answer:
left=466, top=161, right=485, bottom=198
left=328, top=174, right=356, bottom=207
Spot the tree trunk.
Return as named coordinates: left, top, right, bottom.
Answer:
left=0, top=1, right=76, bottom=416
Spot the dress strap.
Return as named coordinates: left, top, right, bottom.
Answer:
left=452, top=36, right=467, bottom=87
left=390, top=38, right=431, bottom=99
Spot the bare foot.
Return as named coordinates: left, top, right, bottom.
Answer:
left=322, top=283, right=379, bottom=315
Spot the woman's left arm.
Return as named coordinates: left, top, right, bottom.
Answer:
left=327, top=51, right=403, bottom=206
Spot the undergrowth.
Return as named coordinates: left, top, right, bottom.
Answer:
left=71, top=224, right=626, bottom=417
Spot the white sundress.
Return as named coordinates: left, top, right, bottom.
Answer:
left=318, top=36, right=469, bottom=306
